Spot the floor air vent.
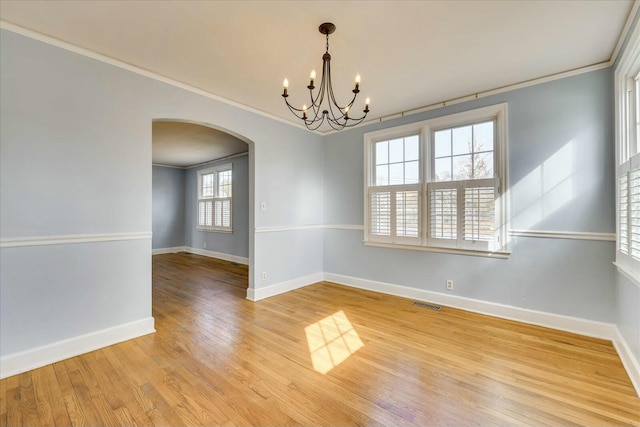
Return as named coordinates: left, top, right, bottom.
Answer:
left=412, top=301, right=442, bottom=311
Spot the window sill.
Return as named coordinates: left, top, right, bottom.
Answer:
left=363, top=241, right=510, bottom=259
left=613, top=262, right=640, bottom=288
left=196, top=228, right=233, bottom=234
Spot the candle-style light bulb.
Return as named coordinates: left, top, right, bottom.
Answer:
left=302, top=104, right=308, bottom=120
left=365, top=97, right=370, bottom=111
left=282, top=78, right=289, bottom=97
left=355, top=74, right=361, bottom=84
left=344, top=105, right=350, bottom=118
left=354, top=74, right=361, bottom=92
left=309, top=70, right=316, bottom=88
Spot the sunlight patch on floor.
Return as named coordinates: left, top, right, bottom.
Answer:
left=304, top=310, right=364, bottom=374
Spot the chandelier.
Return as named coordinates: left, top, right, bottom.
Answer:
left=282, top=22, right=370, bottom=131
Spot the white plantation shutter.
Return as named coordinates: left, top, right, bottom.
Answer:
left=369, top=186, right=420, bottom=243
left=215, top=199, right=232, bottom=228
left=631, top=169, right=640, bottom=260
left=198, top=201, right=206, bottom=227
left=396, top=190, right=419, bottom=238
left=205, top=201, right=213, bottom=227
left=620, top=174, right=629, bottom=255
left=461, top=179, right=496, bottom=250
left=429, top=186, right=457, bottom=241
left=197, top=200, right=214, bottom=227
left=427, top=178, right=497, bottom=249
left=370, top=191, right=391, bottom=237
left=464, top=186, right=494, bottom=241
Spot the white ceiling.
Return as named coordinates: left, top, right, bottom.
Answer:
left=0, top=1, right=634, bottom=136
left=152, top=121, right=248, bottom=168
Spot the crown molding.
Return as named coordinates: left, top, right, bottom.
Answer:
left=0, top=20, right=308, bottom=133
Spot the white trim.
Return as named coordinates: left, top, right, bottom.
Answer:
left=186, top=152, right=249, bottom=169
left=152, top=163, right=186, bottom=169
left=0, top=232, right=152, bottom=248
left=246, top=272, right=323, bottom=301
left=254, top=224, right=325, bottom=233
left=611, top=1, right=640, bottom=67
left=152, top=246, right=187, bottom=255
left=364, top=241, right=511, bottom=259
left=509, top=229, right=616, bottom=242
left=0, top=317, right=155, bottom=380
left=0, top=21, right=307, bottom=132
left=613, top=326, right=640, bottom=398
left=324, top=224, right=365, bottom=231
left=614, top=262, right=640, bottom=288
left=323, top=272, right=617, bottom=340
left=255, top=224, right=365, bottom=232
left=183, top=246, right=249, bottom=265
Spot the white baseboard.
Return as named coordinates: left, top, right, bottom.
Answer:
left=0, top=317, right=155, bottom=379
left=613, top=327, right=640, bottom=398
left=247, top=272, right=323, bottom=301
left=323, top=273, right=617, bottom=341
left=184, top=247, right=249, bottom=265
left=152, top=246, right=187, bottom=255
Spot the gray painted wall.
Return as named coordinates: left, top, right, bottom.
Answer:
left=1, top=24, right=631, bottom=368
left=323, top=68, right=616, bottom=322
left=152, top=166, right=185, bottom=249
left=616, top=273, right=640, bottom=364
left=185, top=154, right=250, bottom=258
left=1, top=29, right=324, bottom=357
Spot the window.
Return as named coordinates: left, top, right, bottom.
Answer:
left=615, top=20, right=640, bottom=281
left=197, top=164, right=232, bottom=232
left=364, top=104, right=508, bottom=257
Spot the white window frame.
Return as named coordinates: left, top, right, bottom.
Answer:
left=197, top=163, right=233, bottom=232
left=615, top=19, right=640, bottom=283
left=364, top=103, right=509, bottom=258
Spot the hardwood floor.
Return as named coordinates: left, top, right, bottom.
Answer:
left=1, top=252, right=639, bottom=426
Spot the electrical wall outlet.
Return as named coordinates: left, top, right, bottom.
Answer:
left=261, top=272, right=267, bottom=280
left=446, top=279, right=454, bottom=290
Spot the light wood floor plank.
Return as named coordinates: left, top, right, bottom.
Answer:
left=1, top=252, right=639, bottom=426
left=5, top=375, right=21, bottom=427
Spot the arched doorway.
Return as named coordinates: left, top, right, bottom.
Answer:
left=151, top=119, right=255, bottom=292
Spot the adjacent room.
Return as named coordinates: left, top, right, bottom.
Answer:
left=1, top=1, right=639, bottom=425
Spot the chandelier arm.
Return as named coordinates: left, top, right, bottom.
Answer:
left=284, top=99, right=308, bottom=120
left=325, top=116, right=348, bottom=131
left=305, top=116, right=328, bottom=131
left=315, top=53, right=330, bottom=108
left=305, top=54, right=331, bottom=125
left=306, top=97, right=324, bottom=123
left=343, top=116, right=367, bottom=127
left=325, top=84, right=346, bottom=125
left=284, top=97, right=309, bottom=114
